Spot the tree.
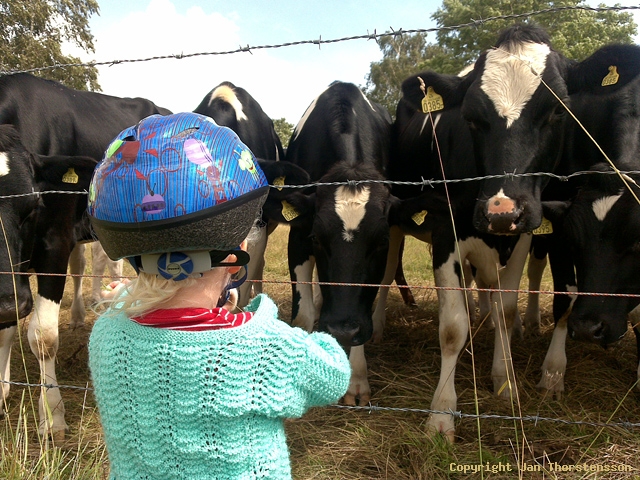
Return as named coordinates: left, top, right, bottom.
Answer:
left=0, top=0, right=100, bottom=91
left=273, top=118, right=294, bottom=149
left=365, top=0, right=637, bottom=116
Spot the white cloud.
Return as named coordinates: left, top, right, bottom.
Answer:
left=66, top=0, right=381, bottom=125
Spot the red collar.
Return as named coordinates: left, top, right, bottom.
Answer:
left=132, top=307, right=253, bottom=331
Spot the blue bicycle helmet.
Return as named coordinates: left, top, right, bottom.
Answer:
left=88, top=112, right=269, bottom=279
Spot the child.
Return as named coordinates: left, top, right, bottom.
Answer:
left=87, top=112, right=351, bottom=480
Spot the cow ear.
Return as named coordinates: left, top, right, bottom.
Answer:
left=567, top=44, right=640, bottom=95
left=541, top=200, right=571, bottom=227
left=262, top=191, right=315, bottom=226
left=256, top=158, right=311, bottom=200
left=400, top=68, right=473, bottom=114
left=34, top=155, right=98, bottom=192
left=387, top=191, right=453, bottom=231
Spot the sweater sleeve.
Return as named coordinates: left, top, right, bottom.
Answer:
left=296, top=331, right=351, bottom=410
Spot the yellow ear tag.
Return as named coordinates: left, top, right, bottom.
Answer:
left=281, top=200, right=300, bottom=221
left=421, top=87, right=444, bottom=113
left=532, top=217, right=553, bottom=235
left=411, top=210, right=428, bottom=225
left=273, top=176, right=285, bottom=191
left=62, top=168, right=79, bottom=184
left=602, top=66, right=619, bottom=87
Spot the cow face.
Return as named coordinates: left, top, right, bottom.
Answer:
left=0, top=126, right=41, bottom=323
left=544, top=168, right=640, bottom=346
left=400, top=24, right=640, bottom=236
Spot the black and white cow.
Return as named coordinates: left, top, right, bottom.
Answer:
left=543, top=165, right=640, bottom=363
left=193, top=81, right=299, bottom=307
left=268, top=81, right=426, bottom=405
left=0, top=125, right=97, bottom=441
left=0, top=72, right=172, bottom=440
left=396, top=23, right=640, bottom=441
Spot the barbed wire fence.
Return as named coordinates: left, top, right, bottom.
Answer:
left=2, top=4, right=640, bottom=435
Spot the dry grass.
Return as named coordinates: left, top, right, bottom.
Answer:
left=3, top=225, right=640, bottom=479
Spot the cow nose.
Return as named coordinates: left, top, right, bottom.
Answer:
left=569, top=320, right=607, bottom=343
left=485, top=194, right=523, bottom=234
left=326, top=325, right=364, bottom=347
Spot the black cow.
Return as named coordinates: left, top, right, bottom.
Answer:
left=0, top=73, right=172, bottom=440
left=267, top=81, right=425, bottom=405
left=0, top=125, right=97, bottom=441
left=194, top=81, right=307, bottom=308
left=396, top=23, right=640, bottom=441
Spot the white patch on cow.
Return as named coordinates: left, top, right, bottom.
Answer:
left=292, top=260, right=317, bottom=332
left=293, top=85, right=329, bottom=141
left=208, top=85, right=248, bottom=121
left=481, top=42, right=550, bottom=128
left=592, top=193, right=623, bottom=221
left=458, top=63, right=475, bottom=77
left=0, top=152, right=9, bottom=177
left=359, top=90, right=376, bottom=112
left=334, top=186, right=370, bottom=242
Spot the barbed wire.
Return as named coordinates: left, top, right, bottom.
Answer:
left=1, top=5, right=638, bottom=76
left=1, top=377, right=637, bottom=430
left=0, top=168, right=638, bottom=201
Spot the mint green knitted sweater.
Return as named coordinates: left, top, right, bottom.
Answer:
left=89, top=294, right=351, bottom=480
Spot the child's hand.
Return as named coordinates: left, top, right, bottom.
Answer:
left=101, top=279, right=131, bottom=299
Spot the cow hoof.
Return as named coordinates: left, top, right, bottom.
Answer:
left=40, top=424, right=69, bottom=443
left=370, top=330, right=384, bottom=344
left=492, top=376, right=515, bottom=399
left=537, top=370, right=564, bottom=400
left=427, top=415, right=456, bottom=443
left=342, top=389, right=371, bottom=406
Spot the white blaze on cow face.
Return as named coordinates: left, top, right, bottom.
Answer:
left=208, top=85, right=248, bottom=121
left=334, top=186, right=370, bottom=242
left=592, top=193, right=623, bottom=221
left=0, top=152, right=9, bottom=177
left=481, top=42, right=550, bottom=128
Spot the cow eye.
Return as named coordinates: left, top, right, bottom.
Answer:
left=467, top=118, right=489, bottom=132
left=548, top=104, right=566, bottom=124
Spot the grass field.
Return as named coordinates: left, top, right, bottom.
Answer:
left=2, top=225, right=640, bottom=479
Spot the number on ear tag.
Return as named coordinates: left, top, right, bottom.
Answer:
left=602, top=66, right=619, bottom=87
left=281, top=200, right=300, bottom=221
left=62, top=168, right=79, bottom=184
left=421, top=87, right=444, bottom=113
left=411, top=210, right=428, bottom=226
left=532, top=217, right=553, bottom=235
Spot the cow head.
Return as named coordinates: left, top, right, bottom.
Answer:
left=0, top=124, right=97, bottom=324
left=401, top=23, right=640, bottom=236
left=269, top=161, right=437, bottom=347
left=543, top=164, right=640, bottom=346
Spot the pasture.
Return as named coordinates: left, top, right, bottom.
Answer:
left=2, top=225, right=640, bottom=479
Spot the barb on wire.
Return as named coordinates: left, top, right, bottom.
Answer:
left=1, top=5, right=637, bottom=77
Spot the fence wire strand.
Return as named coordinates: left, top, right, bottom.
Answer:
left=1, top=5, right=638, bottom=76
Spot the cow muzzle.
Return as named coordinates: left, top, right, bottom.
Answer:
left=568, top=313, right=627, bottom=347
left=476, top=193, right=524, bottom=234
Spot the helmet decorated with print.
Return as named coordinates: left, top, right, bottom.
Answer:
left=87, top=112, right=269, bottom=278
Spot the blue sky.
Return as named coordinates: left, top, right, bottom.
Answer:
left=69, top=0, right=640, bottom=124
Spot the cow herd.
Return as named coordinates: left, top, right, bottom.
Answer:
left=1, top=23, right=640, bottom=444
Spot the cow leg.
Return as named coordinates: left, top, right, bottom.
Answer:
left=461, top=260, right=478, bottom=323
left=475, top=275, right=492, bottom=327
left=394, top=237, right=416, bottom=306
left=489, top=234, right=530, bottom=398
left=371, top=226, right=404, bottom=344
left=238, top=223, right=269, bottom=308
left=91, top=242, right=123, bottom=304
left=289, top=225, right=317, bottom=331
left=28, top=294, right=68, bottom=441
left=343, top=345, right=370, bottom=406
left=68, top=243, right=87, bottom=329
left=0, top=325, right=16, bottom=414
left=523, top=240, right=548, bottom=336
left=428, top=253, right=471, bottom=442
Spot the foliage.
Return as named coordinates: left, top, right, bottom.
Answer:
left=0, top=0, right=100, bottom=91
left=365, top=0, right=637, bottom=116
left=273, top=117, right=294, bottom=149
